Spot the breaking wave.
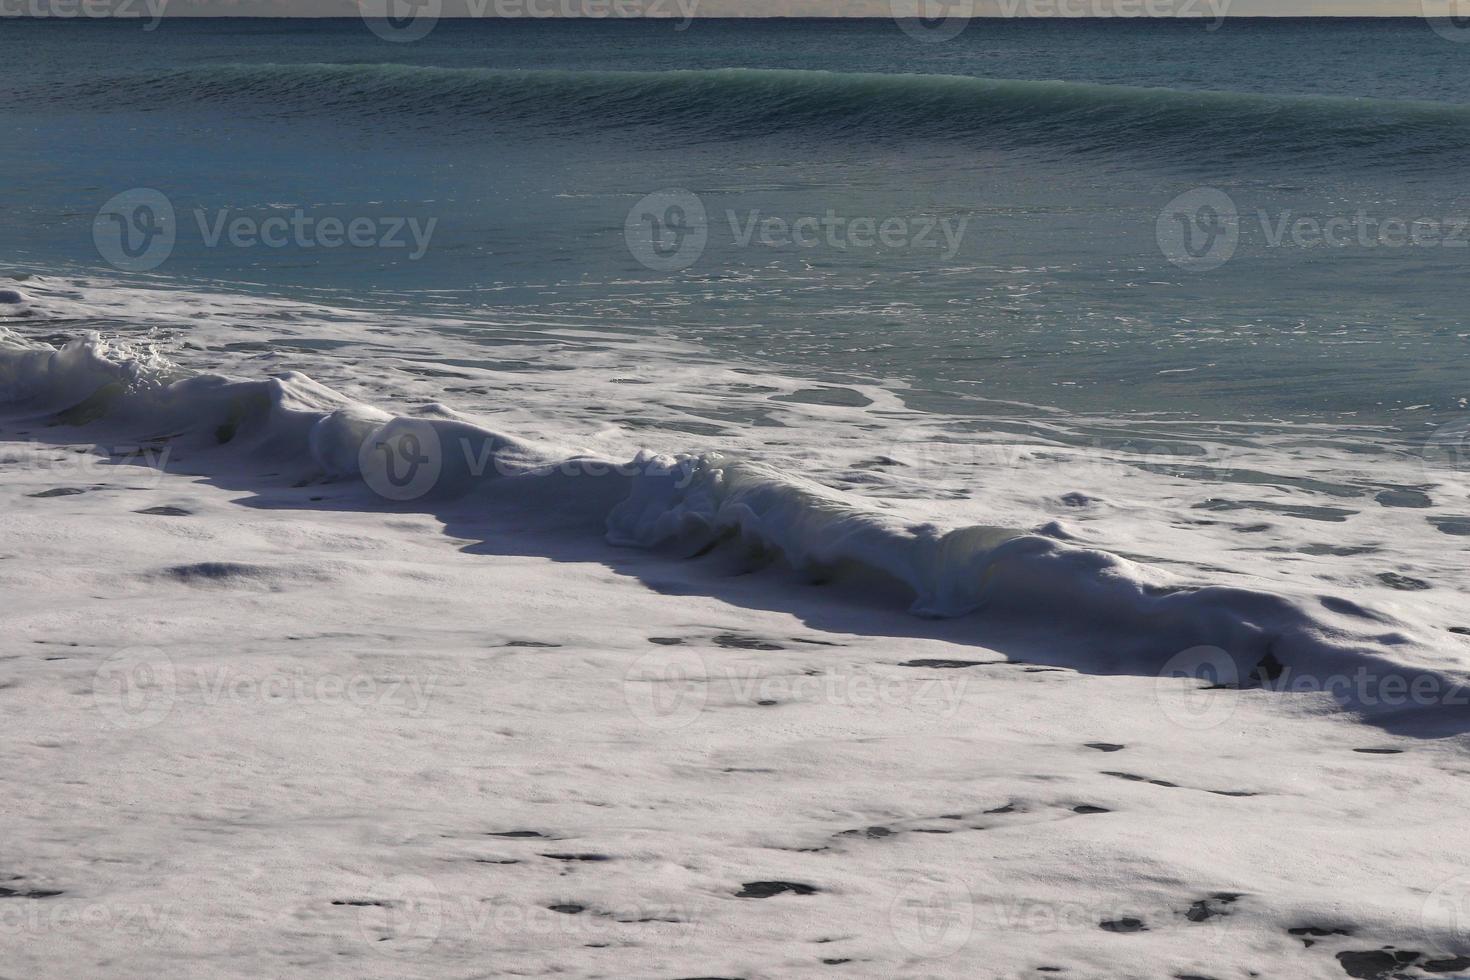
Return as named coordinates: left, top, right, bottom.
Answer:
left=3, top=322, right=1463, bottom=734
left=38, top=63, right=1470, bottom=168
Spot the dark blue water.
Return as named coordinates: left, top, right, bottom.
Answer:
left=3, top=17, right=1469, bottom=424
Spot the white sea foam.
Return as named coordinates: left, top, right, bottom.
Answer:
left=2, top=276, right=1466, bottom=734
left=6, top=273, right=1470, bottom=979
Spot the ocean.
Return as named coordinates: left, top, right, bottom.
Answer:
left=4, top=17, right=1470, bottom=424
left=3, top=17, right=1470, bottom=978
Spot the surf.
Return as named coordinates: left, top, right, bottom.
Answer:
left=3, top=319, right=1464, bottom=736
left=41, top=62, right=1470, bottom=168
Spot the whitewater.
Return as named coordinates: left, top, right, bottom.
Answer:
left=5, top=15, right=1470, bottom=980
left=4, top=271, right=1470, bottom=977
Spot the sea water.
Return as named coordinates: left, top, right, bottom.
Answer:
left=2, top=17, right=1468, bottom=673
left=2, top=17, right=1468, bottom=426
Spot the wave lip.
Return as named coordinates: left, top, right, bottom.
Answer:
left=3, top=326, right=1464, bottom=736
left=41, top=63, right=1470, bottom=166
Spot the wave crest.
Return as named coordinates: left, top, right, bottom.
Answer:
left=44, top=63, right=1470, bottom=167
left=3, top=326, right=1463, bottom=735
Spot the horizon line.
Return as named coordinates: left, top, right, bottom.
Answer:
left=0, top=12, right=1453, bottom=18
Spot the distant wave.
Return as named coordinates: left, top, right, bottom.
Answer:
left=42, top=62, right=1470, bottom=167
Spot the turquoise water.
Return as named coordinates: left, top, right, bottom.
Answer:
left=3, top=18, right=1469, bottom=425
